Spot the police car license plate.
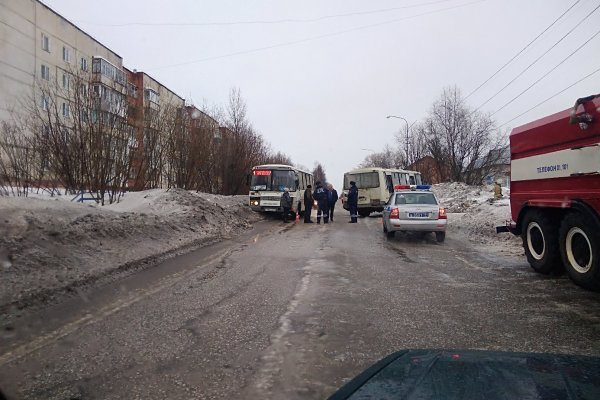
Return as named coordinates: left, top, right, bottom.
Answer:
left=409, top=212, right=429, bottom=218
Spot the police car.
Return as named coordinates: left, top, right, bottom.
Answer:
left=382, top=185, right=447, bottom=242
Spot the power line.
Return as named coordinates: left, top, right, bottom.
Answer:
left=491, top=27, right=600, bottom=117
left=464, top=0, right=580, bottom=100
left=74, top=0, right=459, bottom=27
left=147, top=0, right=487, bottom=71
left=472, top=2, right=600, bottom=113
left=498, top=65, right=600, bottom=128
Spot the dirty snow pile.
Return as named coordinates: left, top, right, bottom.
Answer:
left=0, top=189, right=260, bottom=315
left=432, top=182, right=523, bottom=255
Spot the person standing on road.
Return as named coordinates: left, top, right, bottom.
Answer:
left=280, top=188, right=292, bottom=223
left=327, top=184, right=339, bottom=222
left=347, top=180, right=358, bottom=223
left=303, top=184, right=314, bottom=223
left=313, top=181, right=329, bottom=224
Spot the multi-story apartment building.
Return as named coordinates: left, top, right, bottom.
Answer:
left=0, top=0, right=125, bottom=123
left=1, top=0, right=221, bottom=191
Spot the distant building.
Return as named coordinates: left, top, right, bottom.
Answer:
left=407, top=155, right=448, bottom=184
left=408, top=148, right=510, bottom=186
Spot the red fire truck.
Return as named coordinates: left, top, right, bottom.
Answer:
left=497, top=94, right=600, bottom=291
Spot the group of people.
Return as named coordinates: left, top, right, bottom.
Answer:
left=280, top=180, right=359, bottom=224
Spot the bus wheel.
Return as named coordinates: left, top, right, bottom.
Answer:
left=359, top=210, right=370, bottom=218
left=559, top=212, right=600, bottom=291
left=298, top=202, right=304, bottom=217
left=521, top=210, right=562, bottom=274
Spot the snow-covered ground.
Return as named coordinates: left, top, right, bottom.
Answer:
left=0, top=189, right=261, bottom=316
left=0, top=183, right=524, bottom=318
left=432, top=182, right=523, bottom=257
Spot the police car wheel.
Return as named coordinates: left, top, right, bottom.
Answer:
left=559, top=212, right=600, bottom=291
left=521, top=210, right=562, bottom=274
left=435, top=231, right=445, bottom=243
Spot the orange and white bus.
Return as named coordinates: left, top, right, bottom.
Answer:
left=248, top=164, right=314, bottom=216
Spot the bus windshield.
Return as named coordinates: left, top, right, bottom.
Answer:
left=251, top=169, right=296, bottom=191
left=344, top=172, right=379, bottom=189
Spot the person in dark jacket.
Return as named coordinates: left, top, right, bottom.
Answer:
left=327, top=184, right=339, bottom=222
left=303, top=184, right=314, bottom=223
left=280, top=187, right=292, bottom=223
left=347, top=180, right=358, bottom=223
left=313, top=181, right=329, bottom=224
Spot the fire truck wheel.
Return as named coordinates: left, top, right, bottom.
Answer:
left=521, top=210, right=562, bottom=274
left=559, top=212, right=600, bottom=291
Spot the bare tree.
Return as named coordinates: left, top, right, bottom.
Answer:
left=0, top=121, right=35, bottom=196
left=220, top=88, right=271, bottom=195
left=359, top=144, right=403, bottom=169
left=417, top=86, right=506, bottom=184
left=1, top=78, right=293, bottom=199
left=9, top=65, right=134, bottom=204
left=312, top=162, right=327, bottom=183
left=265, top=150, right=292, bottom=165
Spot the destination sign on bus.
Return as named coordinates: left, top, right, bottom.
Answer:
left=253, top=170, right=272, bottom=176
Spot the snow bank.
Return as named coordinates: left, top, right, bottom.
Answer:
left=0, top=189, right=261, bottom=316
left=432, top=182, right=523, bottom=256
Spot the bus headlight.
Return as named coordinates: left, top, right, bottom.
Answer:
left=250, top=198, right=260, bottom=206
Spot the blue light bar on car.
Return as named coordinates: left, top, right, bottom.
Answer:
left=416, top=185, right=431, bottom=190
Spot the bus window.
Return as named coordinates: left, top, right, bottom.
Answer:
left=344, top=172, right=379, bottom=189
left=282, top=171, right=297, bottom=190
left=385, top=175, right=394, bottom=194
left=250, top=172, right=270, bottom=191
left=409, top=175, right=416, bottom=185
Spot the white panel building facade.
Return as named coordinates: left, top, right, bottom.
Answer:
left=0, top=0, right=124, bottom=122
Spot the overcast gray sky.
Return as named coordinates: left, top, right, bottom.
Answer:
left=44, top=0, right=600, bottom=188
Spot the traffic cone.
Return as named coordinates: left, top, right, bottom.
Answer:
left=295, top=212, right=300, bottom=222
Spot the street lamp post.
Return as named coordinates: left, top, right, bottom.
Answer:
left=386, top=115, right=413, bottom=168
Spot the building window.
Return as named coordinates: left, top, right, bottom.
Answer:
left=81, top=57, right=88, bottom=71
left=62, top=102, right=70, bottom=118
left=41, top=64, right=50, bottom=80
left=41, top=95, right=49, bottom=111
left=128, top=83, right=138, bottom=98
left=62, top=74, right=70, bottom=90
left=92, top=58, right=126, bottom=85
left=80, top=83, right=88, bottom=98
left=41, top=33, right=49, bottom=52
left=144, top=88, right=160, bottom=105
left=62, top=46, right=70, bottom=62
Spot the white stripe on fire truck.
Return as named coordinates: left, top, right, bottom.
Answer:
left=511, top=144, right=600, bottom=182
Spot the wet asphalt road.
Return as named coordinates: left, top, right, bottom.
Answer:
left=1, top=208, right=600, bottom=399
